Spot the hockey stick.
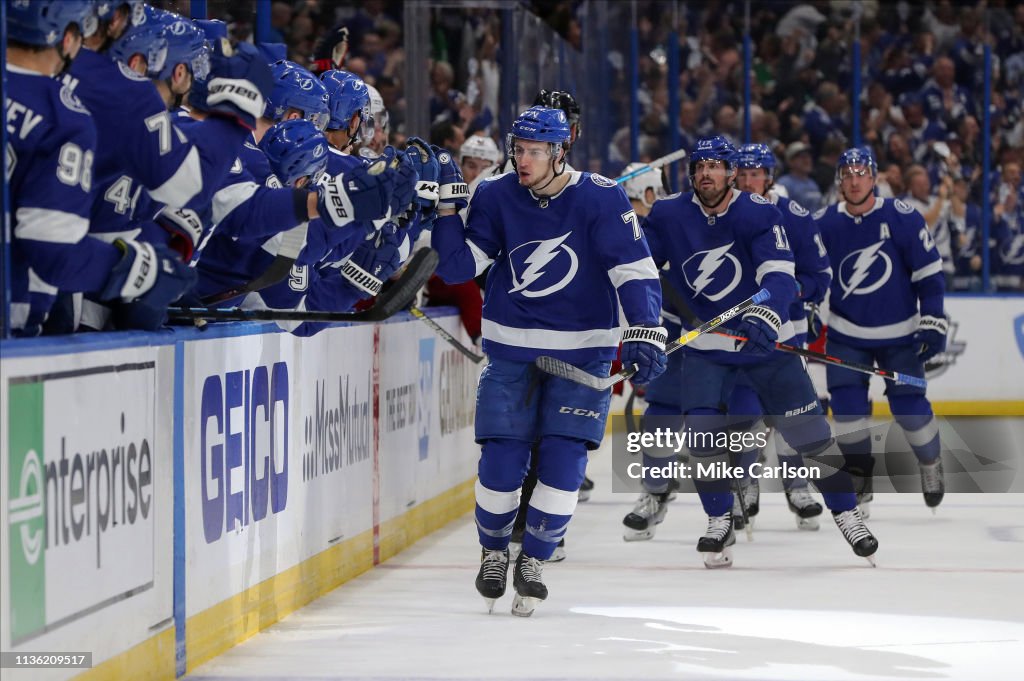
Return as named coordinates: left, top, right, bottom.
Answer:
left=169, top=248, right=439, bottom=324
left=408, top=304, right=485, bottom=363
left=657, top=274, right=927, bottom=389
left=614, top=148, right=688, bottom=184
left=535, top=288, right=770, bottom=391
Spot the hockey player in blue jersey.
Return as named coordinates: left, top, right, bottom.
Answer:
left=432, top=106, right=666, bottom=615
left=642, top=135, right=877, bottom=568
left=6, top=0, right=194, bottom=336
left=727, top=143, right=832, bottom=532
left=816, top=148, right=947, bottom=515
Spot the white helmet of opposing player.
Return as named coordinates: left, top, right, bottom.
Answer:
left=459, top=134, right=502, bottom=166
left=622, top=163, right=667, bottom=208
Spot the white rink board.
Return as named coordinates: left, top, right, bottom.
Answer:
left=0, top=346, right=174, bottom=681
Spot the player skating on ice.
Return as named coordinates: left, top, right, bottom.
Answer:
left=431, top=106, right=666, bottom=614
left=816, top=148, right=947, bottom=516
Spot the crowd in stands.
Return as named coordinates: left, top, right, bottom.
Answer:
left=145, top=1, right=1024, bottom=292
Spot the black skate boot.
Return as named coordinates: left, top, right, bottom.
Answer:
left=849, top=467, right=874, bottom=519
left=623, top=492, right=670, bottom=541
left=697, top=512, right=736, bottom=569
left=511, top=552, right=548, bottom=617
left=578, top=476, right=595, bottom=502
left=785, top=486, right=823, bottom=531
left=832, top=507, right=879, bottom=566
left=919, top=459, right=944, bottom=511
left=475, top=548, right=510, bottom=613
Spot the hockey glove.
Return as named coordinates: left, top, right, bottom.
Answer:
left=317, top=158, right=395, bottom=227
left=190, top=40, right=274, bottom=131
left=913, top=315, right=948, bottom=362
left=733, top=306, right=780, bottom=356
left=155, top=207, right=204, bottom=262
left=431, top=145, right=470, bottom=210
left=383, top=146, right=419, bottom=218
left=100, top=239, right=197, bottom=330
left=620, top=325, right=669, bottom=385
left=405, top=137, right=440, bottom=221
left=805, top=302, right=824, bottom=344
left=339, top=224, right=402, bottom=297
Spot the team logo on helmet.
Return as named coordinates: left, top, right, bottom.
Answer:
left=508, top=233, right=579, bottom=298
left=298, top=78, right=314, bottom=91
left=169, top=20, right=187, bottom=35
left=313, top=144, right=325, bottom=158
left=837, top=241, right=893, bottom=299
left=682, top=243, right=742, bottom=301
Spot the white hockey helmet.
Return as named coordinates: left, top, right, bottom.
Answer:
left=622, top=163, right=667, bottom=208
left=365, top=83, right=388, bottom=136
left=459, top=134, right=502, bottom=166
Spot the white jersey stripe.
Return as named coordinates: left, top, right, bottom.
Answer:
left=15, top=207, right=89, bottom=244
left=483, top=319, right=620, bottom=350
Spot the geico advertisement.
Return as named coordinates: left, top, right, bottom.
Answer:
left=6, top=360, right=156, bottom=646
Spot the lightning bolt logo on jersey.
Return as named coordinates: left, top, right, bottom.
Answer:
left=682, top=242, right=742, bottom=301
left=817, top=198, right=945, bottom=347
left=838, top=240, right=892, bottom=299
left=508, top=232, right=579, bottom=297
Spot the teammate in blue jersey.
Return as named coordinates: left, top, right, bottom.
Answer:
left=816, top=148, right=947, bottom=515
left=6, top=0, right=194, bottom=336
left=641, top=135, right=877, bottom=568
left=432, top=106, right=667, bottom=615
left=728, top=143, right=832, bottom=531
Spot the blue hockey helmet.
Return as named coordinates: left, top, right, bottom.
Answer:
left=509, top=106, right=571, bottom=145
left=836, top=146, right=877, bottom=183
left=319, top=69, right=372, bottom=142
left=267, top=61, right=331, bottom=131
left=94, top=0, right=144, bottom=24
left=734, top=143, right=777, bottom=178
left=111, top=8, right=209, bottom=81
left=259, top=119, right=329, bottom=187
left=8, top=0, right=96, bottom=47
left=534, top=90, right=581, bottom=142
left=688, top=135, right=737, bottom=177
left=193, top=18, right=227, bottom=42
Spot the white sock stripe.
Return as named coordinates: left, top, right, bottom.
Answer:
left=902, top=418, right=939, bottom=447
left=474, top=480, right=520, bottom=515
left=530, top=481, right=579, bottom=517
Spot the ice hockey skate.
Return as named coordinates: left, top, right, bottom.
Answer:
left=832, top=507, right=879, bottom=566
left=475, top=548, right=510, bottom=613
left=919, top=459, right=945, bottom=511
left=622, top=491, right=669, bottom=541
left=511, top=552, right=548, bottom=617
left=697, top=512, right=736, bottom=568
left=786, top=486, right=823, bottom=530
left=578, top=475, right=595, bottom=502
left=850, top=467, right=874, bottom=519
left=509, top=529, right=565, bottom=562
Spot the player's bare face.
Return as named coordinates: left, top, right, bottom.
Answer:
left=513, top=139, right=557, bottom=190
left=735, top=167, right=769, bottom=196
left=694, top=160, right=733, bottom=208
left=461, top=156, right=490, bottom=184
left=839, top=165, right=876, bottom=207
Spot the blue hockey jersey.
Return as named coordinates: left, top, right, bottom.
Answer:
left=772, top=193, right=832, bottom=337
left=6, top=66, right=121, bottom=336
left=643, top=189, right=798, bottom=362
left=432, top=171, right=662, bottom=363
left=816, top=197, right=945, bottom=347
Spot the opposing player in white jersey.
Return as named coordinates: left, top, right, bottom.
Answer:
left=432, top=106, right=666, bottom=615
left=6, top=0, right=194, bottom=336
left=816, top=148, right=947, bottom=515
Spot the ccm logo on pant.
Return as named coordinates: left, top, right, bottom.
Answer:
left=559, top=406, right=602, bottom=419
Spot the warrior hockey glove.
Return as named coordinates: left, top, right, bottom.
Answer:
left=190, top=40, right=274, bottom=131
left=620, top=325, right=669, bottom=385
left=405, top=137, right=440, bottom=221
left=100, top=239, right=197, bottom=331
left=383, top=146, right=419, bottom=218
left=339, top=224, right=403, bottom=297
left=432, top=144, right=470, bottom=210
left=734, top=305, right=780, bottom=356
left=317, top=159, right=395, bottom=227
left=913, top=315, right=948, bottom=362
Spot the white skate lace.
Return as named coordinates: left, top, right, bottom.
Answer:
left=632, top=493, right=661, bottom=518
left=787, top=487, right=816, bottom=508
left=834, top=509, right=872, bottom=544
left=481, top=550, right=508, bottom=581
left=705, top=514, right=732, bottom=541
left=518, top=555, right=544, bottom=583
left=920, top=461, right=943, bottom=492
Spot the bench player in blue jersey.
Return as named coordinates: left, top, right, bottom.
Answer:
left=816, top=148, right=947, bottom=516
left=641, top=135, right=878, bottom=568
left=432, top=106, right=666, bottom=615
